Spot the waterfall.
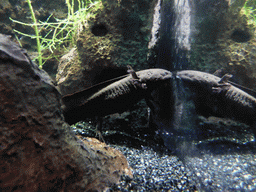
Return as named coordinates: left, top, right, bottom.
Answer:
left=149, top=0, right=193, bottom=70
left=148, top=0, right=196, bottom=149
left=148, top=1, right=256, bottom=191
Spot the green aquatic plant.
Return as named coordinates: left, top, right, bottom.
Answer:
left=242, top=0, right=256, bottom=27
left=10, top=0, right=102, bottom=68
left=26, top=0, right=42, bottom=67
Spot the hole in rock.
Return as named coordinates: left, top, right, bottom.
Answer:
left=231, top=29, right=251, bottom=43
left=91, top=24, right=108, bottom=36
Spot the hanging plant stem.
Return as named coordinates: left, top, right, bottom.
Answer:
left=26, top=0, right=43, bottom=67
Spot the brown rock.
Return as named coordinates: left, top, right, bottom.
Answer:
left=56, top=0, right=156, bottom=96
left=0, top=34, right=132, bottom=191
left=77, top=136, right=133, bottom=178
left=56, top=48, right=88, bottom=96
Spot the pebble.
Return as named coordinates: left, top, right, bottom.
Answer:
left=109, top=145, right=196, bottom=191
left=72, top=123, right=256, bottom=191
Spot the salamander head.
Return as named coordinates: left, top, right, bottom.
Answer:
left=136, top=68, right=173, bottom=82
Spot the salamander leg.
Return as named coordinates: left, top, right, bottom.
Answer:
left=95, top=117, right=105, bottom=142
left=127, top=65, right=147, bottom=89
left=212, top=73, right=233, bottom=93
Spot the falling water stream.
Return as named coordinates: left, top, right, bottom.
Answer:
left=153, top=0, right=191, bottom=71
left=149, top=0, right=256, bottom=191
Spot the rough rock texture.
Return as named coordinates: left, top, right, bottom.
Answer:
left=0, top=34, right=132, bottom=191
left=190, top=0, right=256, bottom=89
left=77, top=135, right=133, bottom=179
left=56, top=48, right=84, bottom=95
left=56, top=0, right=156, bottom=96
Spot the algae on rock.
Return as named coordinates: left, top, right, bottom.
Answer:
left=57, top=0, right=156, bottom=95
left=190, top=0, right=256, bottom=89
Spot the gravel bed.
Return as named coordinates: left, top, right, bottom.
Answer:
left=73, top=124, right=256, bottom=191
left=185, top=152, right=256, bottom=191
left=109, top=145, right=197, bottom=191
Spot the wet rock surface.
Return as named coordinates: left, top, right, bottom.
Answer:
left=0, top=34, right=132, bottom=191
